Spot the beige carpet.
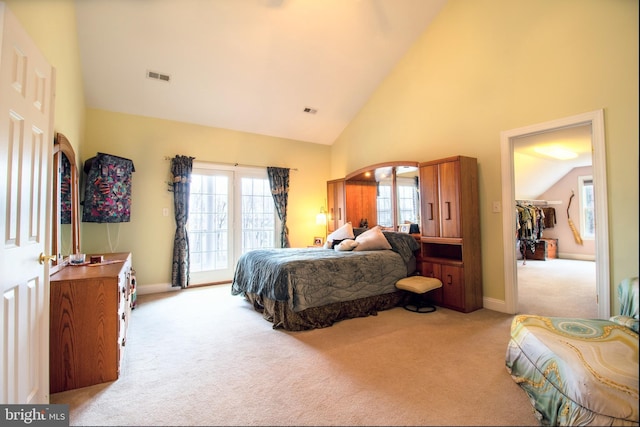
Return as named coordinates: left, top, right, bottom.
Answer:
left=51, top=284, right=540, bottom=426
left=517, top=258, right=597, bottom=318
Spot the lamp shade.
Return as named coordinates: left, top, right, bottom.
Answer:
left=316, top=211, right=327, bottom=225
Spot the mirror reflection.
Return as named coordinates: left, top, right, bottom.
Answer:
left=394, top=165, right=420, bottom=227
left=52, top=133, right=80, bottom=272
left=60, top=152, right=73, bottom=255
left=345, top=161, right=420, bottom=232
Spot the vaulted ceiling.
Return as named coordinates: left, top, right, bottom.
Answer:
left=75, top=0, right=447, bottom=145
left=74, top=0, right=592, bottom=197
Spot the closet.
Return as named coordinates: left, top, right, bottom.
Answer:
left=515, top=200, right=559, bottom=262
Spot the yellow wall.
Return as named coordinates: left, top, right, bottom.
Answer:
left=6, top=0, right=637, bottom=312
left=81, top=110, right=330, bottom=288
left=332, top=0, right=639, bottom=309
left=5, top=0, right=85, bottom=160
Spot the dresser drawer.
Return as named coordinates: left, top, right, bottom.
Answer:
left=50, top=252, right=132, bottom=393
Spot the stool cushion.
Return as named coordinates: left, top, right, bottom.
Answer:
left=396, top=276, right=442, bottom=294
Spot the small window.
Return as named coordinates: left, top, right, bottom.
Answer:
left=578, top=175, right=595, bottom=240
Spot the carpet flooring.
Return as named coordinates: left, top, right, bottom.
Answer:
left=51, top=284, right=542, bottom=426
left=517, top=258, right=597, bottom=318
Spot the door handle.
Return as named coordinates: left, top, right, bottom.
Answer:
left=39, top=253, right=56, bottom=264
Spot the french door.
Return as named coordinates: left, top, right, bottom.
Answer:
left=187, top=164, right=277, bottom=285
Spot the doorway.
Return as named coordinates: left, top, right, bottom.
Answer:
left=500, top=110, right=610, bottom=318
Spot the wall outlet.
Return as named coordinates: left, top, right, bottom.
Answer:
left=162, top=207, right=169, bottom=217
left=492, top=201, right=502, bottom=213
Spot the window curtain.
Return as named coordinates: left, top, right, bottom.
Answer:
left=267, top=166, right=290, bottom=248
left=171, top=155, right=195, bottom=288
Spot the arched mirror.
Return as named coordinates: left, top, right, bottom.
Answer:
left=52, top=132, right=80, bottom=273
left=345, top=161, right=420, bottom=232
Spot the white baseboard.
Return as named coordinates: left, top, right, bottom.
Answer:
left=482, top=296, right=511, bottom=314
left=557, top=252, right=596, bottom=261
left=137, top=283, right=179, bottom=295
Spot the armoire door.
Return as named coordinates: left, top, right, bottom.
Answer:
left=438, top=160, right=461, bottom=238
left=419, top=164, right=440, bottom=237
left=327, top=179, right=345, bottom=233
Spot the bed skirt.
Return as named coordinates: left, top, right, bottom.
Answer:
left=242, top=291, right=406, bottom=331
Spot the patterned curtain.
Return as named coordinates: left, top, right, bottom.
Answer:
left=267, top=167, right=290, bottom=248
left=171, top=155, right=195, bottom=288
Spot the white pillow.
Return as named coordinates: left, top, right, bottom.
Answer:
left=353, top=226, right=392, bottom=251
left=326, top=222, right=354, bottom=242
left=334, top=239, right=359, bottom=251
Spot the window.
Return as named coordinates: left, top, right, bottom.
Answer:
left=189, top=172, right=230, bottom=273
left=188, top=164, right=277, bottom=284
left=578, top=175, right=595, bottom=240
left=376, top=182, right=392, bottom=226
left=397, top=178, right=419, bottom=224
left=376, top=178, right=419, bottom=228
left=240, top=176, right=275, bottom=253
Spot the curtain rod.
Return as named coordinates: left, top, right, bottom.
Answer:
left=164, top=156, right=298, bottom=171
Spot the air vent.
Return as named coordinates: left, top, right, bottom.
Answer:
left=303, top=106, right=318, bottom=114
left=147, top=70, right=171, bottom=82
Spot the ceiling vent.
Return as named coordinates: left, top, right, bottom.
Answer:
left=147, top=70, right=171, bottom=82
left=303, top=106, right=318, bottom=114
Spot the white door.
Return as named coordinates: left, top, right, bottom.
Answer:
left=188, top=164, right=277, bottom=285
left=0, top=3, right=56, bottom=404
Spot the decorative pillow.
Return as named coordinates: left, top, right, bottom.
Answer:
left=329, top=239, right=345, bottom=249
left=334, top=239, right=359, bottom=251
left=353, top=226, right=392, bottom=251
left=326, top=222, right=354, bottom=242
left=609, top=315, right=639, bottom=333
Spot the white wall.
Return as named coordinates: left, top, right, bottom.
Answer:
left=537, top=166, right=595, bottom=260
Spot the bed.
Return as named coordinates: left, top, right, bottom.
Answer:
left=505, top=277, right=639, bottom=426
left=231, top=229, right=419, bottom=331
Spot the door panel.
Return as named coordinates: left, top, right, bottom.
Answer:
left=441, top=264, right=464, bottom=310
left=1, top=4, right=55, bottom=404
left=419, top=164, right=439, bottom=237
left=439, top=161, right=461, bottom=238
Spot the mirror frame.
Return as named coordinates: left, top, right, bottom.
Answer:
left=52, top=132, right=80, bottom=274
left=345, top=161, right=419, bottom=231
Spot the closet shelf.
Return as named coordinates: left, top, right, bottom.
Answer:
left=516, top=199, right=562, bottom=206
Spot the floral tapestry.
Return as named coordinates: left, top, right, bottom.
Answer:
left=82, top=153, right=135, bottom=223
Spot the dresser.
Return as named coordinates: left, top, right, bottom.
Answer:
left=49, top=252, right=133, bottom=393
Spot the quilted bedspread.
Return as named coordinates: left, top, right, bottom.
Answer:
left=231, top=232, right=418, bottom=312
left=506, top=314, right=639, bottom=426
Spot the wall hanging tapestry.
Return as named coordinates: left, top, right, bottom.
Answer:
left=82, top=153, right=135, bottom=223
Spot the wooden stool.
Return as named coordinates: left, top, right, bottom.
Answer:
left=396, top=276, right=442, bottom=313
